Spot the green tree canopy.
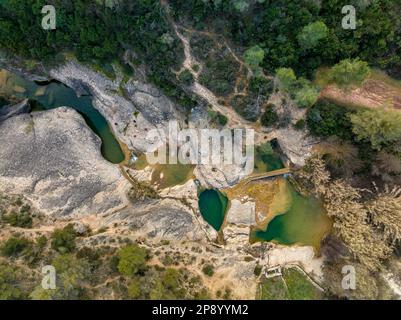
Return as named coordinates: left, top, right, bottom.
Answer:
left=350, top=108, right=401, bottom=150
left=329, top=59, right=371, bottom=89
left=294, top=80, right=319, bottom=108
left=117, top=244, right=148, bottom=277
left=276, top=68, right=296, bottom=91
left=244, top=45, right=265, bottom=77
left=51, top=224, right=77, bottom=253
left=0, top=263, right=23, bottom=300
left=297, top=21, right=328, bottom=51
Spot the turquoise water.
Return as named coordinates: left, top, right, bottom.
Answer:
left=0, top=69, right=124, bottom=164
left=253, top=183, right=332, bottom=249
left=198, top=189, right=228, bottom=231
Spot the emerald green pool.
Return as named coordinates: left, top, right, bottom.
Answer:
left=0, top=69, right=124, bottom=164
left=253, top=182, right=332, bottom=249
left=198, top=189, right=228, bottom=231
left=253, top=142, right=284, bottom=173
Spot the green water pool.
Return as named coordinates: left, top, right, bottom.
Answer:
left=252, top=182, right=332, bottom=249
left=0, top=69, right=124, bottom=164
left=198, top=189, right=228, bottom=231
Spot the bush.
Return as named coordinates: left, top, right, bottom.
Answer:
left=178, top=69, right=194, bottom=86
left=306, top=100, right=353, bottom=140
left=260, top=107, right=278, bottom=127
left=294, top=119, right=306, bottom=130
left=51, top=224, right=77, bottom=253
left=202, top=264, right=214, bottom=277
left=328, top=59, right=370, bottom=89
left=128, top=278, right=142, bottom=299
left=0, top=263, right=23, bottom=299
left=117, top=244, right=148, bottom=277
left=1, top=237, right=31, bottom=257
left=2, top=211, right=32, bottom=228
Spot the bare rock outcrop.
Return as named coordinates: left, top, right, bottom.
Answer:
left=0, top=107, right=129, bottom=217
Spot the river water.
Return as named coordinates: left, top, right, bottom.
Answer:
left=0, top=69, right=124, bottom=164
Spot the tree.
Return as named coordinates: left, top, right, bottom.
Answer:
left=350, top=108, right=401, bottom=150
left=232, top=0, right=250, bottom=12
left=328, top=59, right=370, bottom=89
left=30, top=254, right=90, bottom=300
left=297, top=21, right=328, bottom=50
left=244, top=45, right=265, bottom=77
left=202, top=264, right=214, bottom=277
left=51, top=224, right=77, bottom=253
left=178, top=69, right=194, bottom=86
left=117, top=244, right=148, bottom=277
left=307, top=100, right=353, bottom=140
left=0, top=263, right=23, bottom=300
left=1, top=237, right=31, bottom=257
left=294, top=81, right=319, bottom=108
left=128, top=278, right=142, bottom=299
left=300, top=157, right=393, bottom=271
left=260, top=107, right=278, bottom=127
left=276, top=68, right=296, bottom=91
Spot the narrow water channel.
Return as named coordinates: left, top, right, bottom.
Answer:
left=0, top=69, right=124, bottom=164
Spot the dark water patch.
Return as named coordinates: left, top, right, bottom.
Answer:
left=0, top=69, right=124, bottom=164
left=198, top=189, right=228, bottom=231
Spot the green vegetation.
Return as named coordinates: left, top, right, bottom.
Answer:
left=0, top=263, right=23, bottom=300
left=50, top=224, right=77, bottom=253
left=1, top=236, right=31, bottom=257
left=350, top=108, right=401, bottom=150
left=276, top=68, right=297, bottom=92
left=0, top=0, right=198, bottom=111
left=258, top=268, right=322, bottom=300
left=328, top=59, right=371, bottom=89
left=260, top=106, right=278, bottom=127
left=276, top=68, right=319, bottom=108
left=307, top=100, right=353, bottom=140
left=294, top=119, right=306, bottom=130
left=283, top=268, right=322, bottom=300
left=259, top=276, right=289, bottom=300
left=208, top=109, right=228, bottom=126
left=178, top=69, right=194, bottom=86
left=297, top=21, right=328, bottom=51
left=170, top=0, right=401, bottom=78
left=244, top=45, right=265, bottom=77
left=2, top=210, right=32, bottom=228
left=117, top=244, right=148, bottom=277
left=202, top=264, right=214, bottom=277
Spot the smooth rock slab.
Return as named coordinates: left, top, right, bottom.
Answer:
left=0, top=107, right=128, bottom=217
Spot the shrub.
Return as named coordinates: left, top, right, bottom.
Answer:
left=1, top=237, right=31, bottom=257
left=306, top=100, right=353, bottom=140
left=2, top=211, right=32, bottom=228
left=328, top=59, right=370, bottom=89
left=260, top=107, right=278, bottom=127
left=202, top=264, right=214, bottom=277
left=0, top=263, right=23, bottom=300
left=294, top=119, right=306, bottom=130
left=178, top=69, right=194, bottom=86
left=51, top=224, right=77, bottom=253
left=117, top=244, right=148, bottom=277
